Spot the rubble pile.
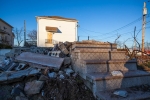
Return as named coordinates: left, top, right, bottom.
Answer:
left=0, top=42, right=95, bottom=100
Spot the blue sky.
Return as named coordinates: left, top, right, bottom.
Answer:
left=0, top=0, right=150, bottom=47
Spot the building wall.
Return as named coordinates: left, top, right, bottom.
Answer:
left=0, top=20, right=14, bottom=46
left=37, top=19, right=77, bottom=47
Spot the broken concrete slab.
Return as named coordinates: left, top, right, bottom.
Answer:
left=64, top=41, right=72, bottom=49
left=16, top=96, right=28, bottom=100
left=24, top=80, right=44, bottom=95
left=38, top=75, right=49, bottom=81
left=48, top=51, right=61, bottom=57
left=15, top=52, right=64, bottom=70
left=48, top=72, right=57, bottom=78
left=58, top=43, right=69, bottom=55
left=111, top=71, right=123, bottom=76
left=113, top=90, right=128, bottom=97
left=0, top=62, right=18, bottom=71
left=64, top=57, right=71, bottom=66
left=11, top=86, right=24, bottom=96
left=0, top=67, right=40, bottom=84
left=15, top=63, right=26, bottom=71
left=0, top=49, right=12, bottom=56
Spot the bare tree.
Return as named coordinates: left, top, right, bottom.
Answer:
left=116, top=40, right=122, bottom=49
left=14, top=28, right=23, bottom=46
left=27, top=30, right=37, bottom=41
left=114, top=34, right=121, bottom=43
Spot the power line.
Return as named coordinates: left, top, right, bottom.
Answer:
left=97, top=27, right=150, bottom=40
left=79, top=14, right=150, bottom=37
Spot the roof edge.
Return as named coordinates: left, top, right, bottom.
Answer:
left=36, top=16, right=78, bottom=22
left=0, top=18, right=13, bottom=28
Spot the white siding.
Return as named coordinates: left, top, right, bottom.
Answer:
left=37, top=19, right=77, bottom=47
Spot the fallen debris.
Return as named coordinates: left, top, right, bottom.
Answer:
left=16, top=96, right=28, bottom=100
left=11, top=84, right=25, bottom=96
left=48, top=72, right=57, bottom=78
left=111, top=71, right=123, bottom=76
left=24, top=80, right=44, bottom=95
left=0, top=67, right=40, bottom=84
left=0, top=42, right=96, bottom=100
left=15, top=52, right=64, bottom=70
left=38, top=75, right=49, bottom=81
left=58, top=42, right=69, bottom=55
left=113, top=90, right=128, bottom=97
left=64, top=68, right=74, bottom=76
left=64, top=57, right=71, bottom=67
left=15, top=63, right=26, bottom=71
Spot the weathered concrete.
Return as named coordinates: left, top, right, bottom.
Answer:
left=48, top=51, right=61, bottom=57
left=72, top=41, right=117, bottom=51
left=97, top=88, right=150, bottom=100
left=0, top=67, right=40, bottom=84
left=86, top=70, right=150, bottom=96
left=0, top=49, right=12, bottom=56
left=73, top=50, right=127, bottom=60
left=16, top=52, right=64, bottom=69
left=24, top=80, right=44, bottom=95
left=71, top=41, right=150, bottom=99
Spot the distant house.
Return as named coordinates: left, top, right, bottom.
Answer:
left=0, top=18, right=14, bottom=46
left=36, top=16, right=78, bottom=47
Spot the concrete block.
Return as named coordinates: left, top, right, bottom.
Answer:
left=24, top=80, right=44, bottom=95
left=15, top=52, right=64, bottom=70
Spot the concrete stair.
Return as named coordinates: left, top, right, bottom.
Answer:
left=71, top=41, right=150, bottom=100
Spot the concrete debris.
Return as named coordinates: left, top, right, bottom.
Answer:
left=64, top=41, right=72, bottom=50
left=7, top=62, right=18, bottom=71
left=48, top=50, right=61, bottom=57
left=41, top=90, right=44, bottom=97
left=59, top=74, right=65, bottom=79
left=11, top=85, right=24, bottom=96
left=64, top=57, right=71, bottom=67
left=113, top=90, right=128, bottom=97
left=15, top=63, right=26, bottom=71
left=0, top=43, right=96, bottom=100
left=52, top=44, right=60, bottom=51
left=58, top=43, right=69, bottom=55
left=111, top=71, right=123, bottom=76
left=0, top=57, right=18, bottom=71
left=72, top=73, right=78, bottom=78
left=64, top=68, right=74, bottom=76
left=15, top=52, right=64, bottom=70
left=38, top=75, right=49, bottom=81
left=24, top=80, right=44, bottom=95
left=58, top=71, right=64, bottom=75
left=48, top=72, right=57, bottom=78
left=4, top=58, right=10, bottom=65
left=0, top=67, right=40, bottom=84
left=16, top=96, right=28, bottom=100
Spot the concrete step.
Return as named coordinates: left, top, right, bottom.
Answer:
left=85, top=70, right=150, bottom=95
left=72, top=41, right=117, bottom=51
left=72, top=50, right=127, bottom=60
left=96, top=88, right=150, bottom=100
left=85, top=59, right=137, bottom=73
left=72, top=59, right=137, bottom=79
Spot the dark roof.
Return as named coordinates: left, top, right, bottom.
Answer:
left=36, top=16, right=77, bottom=22
left=46, top=26, right=58, bottom=32
left=0, top=18, right=13, bottom=28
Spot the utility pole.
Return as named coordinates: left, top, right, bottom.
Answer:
left=88, top=36, right=89, bottom=40
left=142, top=2, right=147, bottom=52
left=24, top=20, right=26, bottom=46
left=134, top=26, right=137, bottom=50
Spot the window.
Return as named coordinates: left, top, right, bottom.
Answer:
left=5, top=36, right=7, bottom=41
